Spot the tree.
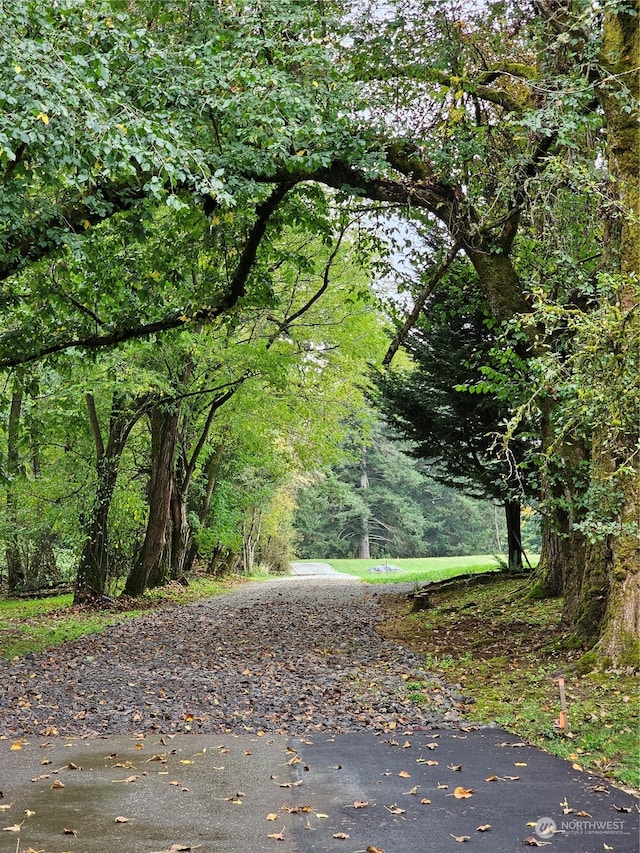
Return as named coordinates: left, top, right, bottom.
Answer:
left=377, top=264, right=537, bottom=570
left=294, top=413, right=500, bottom=560
left=0, top=0, right=636, bottom=660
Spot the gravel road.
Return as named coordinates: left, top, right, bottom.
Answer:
left=0, top=576, right=472, bottom=738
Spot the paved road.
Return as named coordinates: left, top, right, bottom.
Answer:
left=1, top=730, right=638, bottom=852
left=289, top=561, right=358, bottom=578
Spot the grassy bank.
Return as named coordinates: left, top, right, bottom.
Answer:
left=380, top=576, right=639, bottom=790
left=322, top=555, right=503, bottom=583
left=0, top=577, right=237, bottom=660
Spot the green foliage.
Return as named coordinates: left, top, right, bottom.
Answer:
left=294, top=414, right=502, bottom=559
left=320, top=556, right=502, bottom=584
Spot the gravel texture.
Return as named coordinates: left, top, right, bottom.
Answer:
left=0, top=577, right=473, bottom=738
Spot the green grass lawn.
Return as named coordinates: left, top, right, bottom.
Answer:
left=305, top=555, right=504, bottom=583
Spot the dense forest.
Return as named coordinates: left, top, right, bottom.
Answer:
left=0, top=1, right=637, bottom=666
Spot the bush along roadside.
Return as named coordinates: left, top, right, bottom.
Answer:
left=378, top=576, right=639, bottom=791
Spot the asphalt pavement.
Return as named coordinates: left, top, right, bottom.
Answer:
left=1, top=729, right=638, bottom=852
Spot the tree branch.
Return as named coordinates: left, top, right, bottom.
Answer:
left=383, top=240, right=463, bottom=366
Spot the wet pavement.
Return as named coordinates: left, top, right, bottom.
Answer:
left=1, top=729, right=638, bottom=852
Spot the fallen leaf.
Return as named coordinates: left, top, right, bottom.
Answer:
left=477, top=824, right=491, bottom=832
left=425, top=742, right=439, bottom=750
left=384, top=803, right=406, bottom=815
left=266, top=814, right=278, bottom=821
left=485, top=775, right=499, bottom=782
left=402, top=741, right=412, bottom=748
left=352, top=800, right=372, bottom=809
left=267, top=830, right=286, bottom=840
left=504, top=775, right=520, bottom=781
left=24, top=809, right=35, bottom=817
left=420, top=798, right=431, bottom=805
left=63, top=828, right=78, bottom=836
left=51, top=780, right=65, bottom=789
left=112, top=775, right=138, bottom=784
left=0, top=805, right=11, bottom=811
left=9, top=742, right=23, bottom=751
left=275, top=780, right=302, bottom=788
left=524, top=837, right=552, bottom=846
left=315, top=813, right=329, bottom=819
left=514, top=762, right=527, bottom=767
left=437, top=783, right=448, bottom=790
left=612, top=804, right=632, bottom=813
left=398, top=770, right=411, bottom=778
left=448, top=764, right=462, bottom=771
left=403, top=786, right=419, bottom=795
left=366, top=847, right=384, bottom=853
left=451, top=834, right=470, bottom=842
left=453, top=786, right=474, bottom=799
left=333, top=832, right=350, bottom=839
left=2, top=823, right=23, bottom=832
left=114, top=816, right=131, bottom=823
left=67, top=762, right=82, bottom=770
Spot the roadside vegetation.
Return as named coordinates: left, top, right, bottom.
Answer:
left=0, top=577, right=238, bottom=660
left=379, top=576, right=639, bottom=791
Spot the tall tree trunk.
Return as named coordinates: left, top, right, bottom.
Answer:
left=6, top=386, right=24, bottom=591
left=590, top=8, right=640, bottom=666
left=75, top=394, right=141, bottom=601
left=183, top=443, right=225, bottom=575
left=124, top=404, right=180, bottom=596
left=504, top=499, right=524, bottom=572
left=357, top=453, right=371, bottom=559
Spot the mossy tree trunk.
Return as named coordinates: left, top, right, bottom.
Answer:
left=589, top=7, right=640, bottom=667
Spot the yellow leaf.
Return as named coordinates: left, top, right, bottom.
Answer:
left=9, top=742, right=22, bottom=750
left=13, top=65, right=22, bottom=74
left=477, top=824, right=491, bottom=832
left=453, top=786, right=474, bottom=799
left=37, top=112, right=50, bottom=125
left=266, top=814, right=278, bottom=821
left=316, top=813, right=329, bottom=819
left=451, top=834, right=470, bottom=842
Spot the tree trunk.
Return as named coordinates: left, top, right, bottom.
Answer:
left=75, top=394, right=141, bottom=601
left=588, top=7, right=640, bottom=667
left=504, top=499, right=524, bottom=572
left=124, top=404, right=180, bottom=596
left=183, top=443, right=225, bottom=575
left=357, top=453, right=371, bottom=559
left=6, top=386, right=24, bottom=591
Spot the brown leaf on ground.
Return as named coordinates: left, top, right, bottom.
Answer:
left=477, top=824, right=491, bottom=831
left=63, top=827, right=78, bottom=836
left=420, top=798, right=432, bottom=805
left=112, top=775, right=138, bottom=783
left=398, top=770, right=411, bottom=778
left=453, top=786, right=474, bottom=799
left=267, top=829, right=286, bottom=840
left=352, top=800, right=373, bottom=809
left=485, top=775, right=499, bottom=782
left=451, top=834, right=470, bottom=842
left=384, top=803, right=406, bottom=815
left=50, top=780, right=65, bottom=789
left=448, top=763, right=462, bottom=771
left=403, top=786, right=419, bottom=795
left=114, top=816, right=131, bottom=823
left=366, top=847, right=384, bottom=853
left=333, top=832, right=350, bottom=839
left=524, top=837, right=552, bottom=846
